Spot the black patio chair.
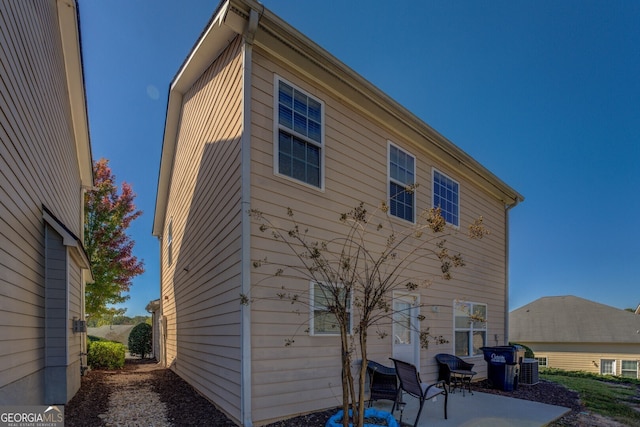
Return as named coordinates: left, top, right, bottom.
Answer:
left=390, top=358, right=448, bottom=427
left=366, top=360, right=398, bottom=407
left=435, top=353, right=476, bottom=395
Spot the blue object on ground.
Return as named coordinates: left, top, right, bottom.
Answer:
left=326, top=408, right=399, bottom=427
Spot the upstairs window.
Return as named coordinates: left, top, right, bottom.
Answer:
left=433, top=169, right=459, bottom=226
left=388, top=143, right=415, bottom=222
left=275, top=77, right=323, bottom=188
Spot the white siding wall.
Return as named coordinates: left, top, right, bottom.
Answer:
left=248, top=48, right=508, bottom=423
left=161, top=36, right=244, bottom=424
left=0, top=0, right=86, bottom=404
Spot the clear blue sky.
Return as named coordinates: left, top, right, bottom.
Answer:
left=78, top=1, right=640, bottom=317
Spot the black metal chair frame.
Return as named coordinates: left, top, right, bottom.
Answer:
left=390, top=358, right=448, bottom=427
left=435, top=353, right=477, bottom=395
left=366, top=360, right=398, bottom=407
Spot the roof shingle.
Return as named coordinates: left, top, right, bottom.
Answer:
left=510, top=295, right=640, bottom=343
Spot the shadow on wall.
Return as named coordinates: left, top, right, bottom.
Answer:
left=168, top=134, right=243, bottom=415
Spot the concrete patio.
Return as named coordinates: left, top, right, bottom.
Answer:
left=370, top=390, right=571, bottom=427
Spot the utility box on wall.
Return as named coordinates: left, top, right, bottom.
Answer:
left=72, top=319, right=87, bottom=333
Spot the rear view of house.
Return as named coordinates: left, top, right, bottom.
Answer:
left=153, top=0, right=522, bottom=425
left=510, top=295, right=640, bottom=378
left=0, top=0, right=93, bottom=404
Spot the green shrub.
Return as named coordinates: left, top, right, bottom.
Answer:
left=542, top=368, right=640, bottom=385
left=509, top=342, right=535, bottom=358
left=128, top=323, right=152, bottom=359
left=87, top=341, right=125, bottom=369
left=88, top=335, right=103, bottom=343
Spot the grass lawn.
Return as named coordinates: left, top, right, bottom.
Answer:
left=542, top=370, right=640, bottom=426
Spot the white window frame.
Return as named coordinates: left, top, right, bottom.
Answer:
left=432, top=168, right=460, bottom=227
left=274, top=75, right=325, bottom=190
left=453, top=301, right=487, bottom=357
left=600, top=359, right=616, bottom=375
left=309, top=282, right=352, bottom=336
left=388, top=141, right=416, bottom=223
left=621, top=360, right=638, bottom=379
left=535, top=356, right=548, bottom=368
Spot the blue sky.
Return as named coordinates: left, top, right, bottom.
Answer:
left=78, top=1, right=640, bottom=317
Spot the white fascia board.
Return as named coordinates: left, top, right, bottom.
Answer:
left=57, top=0, right=93, bottom=188
left=153, top=1, right=245, bottom=237
left=43, top=208, right=92, bottom=275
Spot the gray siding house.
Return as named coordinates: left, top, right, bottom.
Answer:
left=0, top=0, right=93, bottom=404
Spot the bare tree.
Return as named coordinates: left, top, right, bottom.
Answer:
left=245, top=200, right=488, bottom=427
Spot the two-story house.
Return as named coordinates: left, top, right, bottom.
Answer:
left=152, top=1, right=522, bottom=425
left=0, top=0, right=93, bottom=405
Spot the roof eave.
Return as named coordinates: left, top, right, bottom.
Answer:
left=57, top=0, right=93, bottom=188
left=153, top=1, right=246, bottom=237
left=153, top=0, right=524, bottom=237
left=252, top=3, right=523, bottom=205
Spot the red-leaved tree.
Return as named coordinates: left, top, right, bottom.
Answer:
left=84, top=158, right=144, bottom=318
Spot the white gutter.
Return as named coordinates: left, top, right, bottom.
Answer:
left=241, top=7, right=261, bottom=427
left=504, top=197, right=522, bottom=344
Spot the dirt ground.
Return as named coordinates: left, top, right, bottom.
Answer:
left=65, top=359, right=633, bottom=426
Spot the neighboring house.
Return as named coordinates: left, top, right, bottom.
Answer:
left=0, top=0, right=92, bottom=405
left=510, top=296, right=640, bottom=378
left=152, top=0, right=522, bottom=425
left=87, top=325, right=135, bottom=347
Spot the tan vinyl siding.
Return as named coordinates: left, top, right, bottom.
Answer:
left=160, top=35, right=244, bottom=423
left=68, top=256, right=83, bottom=358
left=0, top=0, right=86, bottom=404
left=248, top=48, right=508, bottom=423
left=519, top=342, right=640, bottom=377
left=67, top=257, right=83, bottom=401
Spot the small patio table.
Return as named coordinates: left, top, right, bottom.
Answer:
left=450, top=368, right=476, bottom=396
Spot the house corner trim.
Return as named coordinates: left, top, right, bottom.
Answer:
left=240, top=7, right=260, bottom=427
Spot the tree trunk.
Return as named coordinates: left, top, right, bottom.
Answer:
left=341, top=324, right=352, bottom=427
left=356, top=325, right=368, bottom=426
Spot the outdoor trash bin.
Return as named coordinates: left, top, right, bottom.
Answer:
left=487, top=361, right=519, bottom=391
left=480, top=345, right=525, bottom=364
left=481, top=346, right=523, bottom=391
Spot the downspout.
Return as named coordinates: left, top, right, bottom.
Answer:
left=504, top=197, right=521, bottom=345
left=241, top=7, right=260, bottom=427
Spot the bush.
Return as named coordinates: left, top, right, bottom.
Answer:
left=542, top=368, right=640, bottom=385
left=87, top=335, right=102, bottom=343
left=87, top=341, right=125, bottom=369
left=509, top=342, right=535, bottom=358
left=128, top=323, right=152, bottom=359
